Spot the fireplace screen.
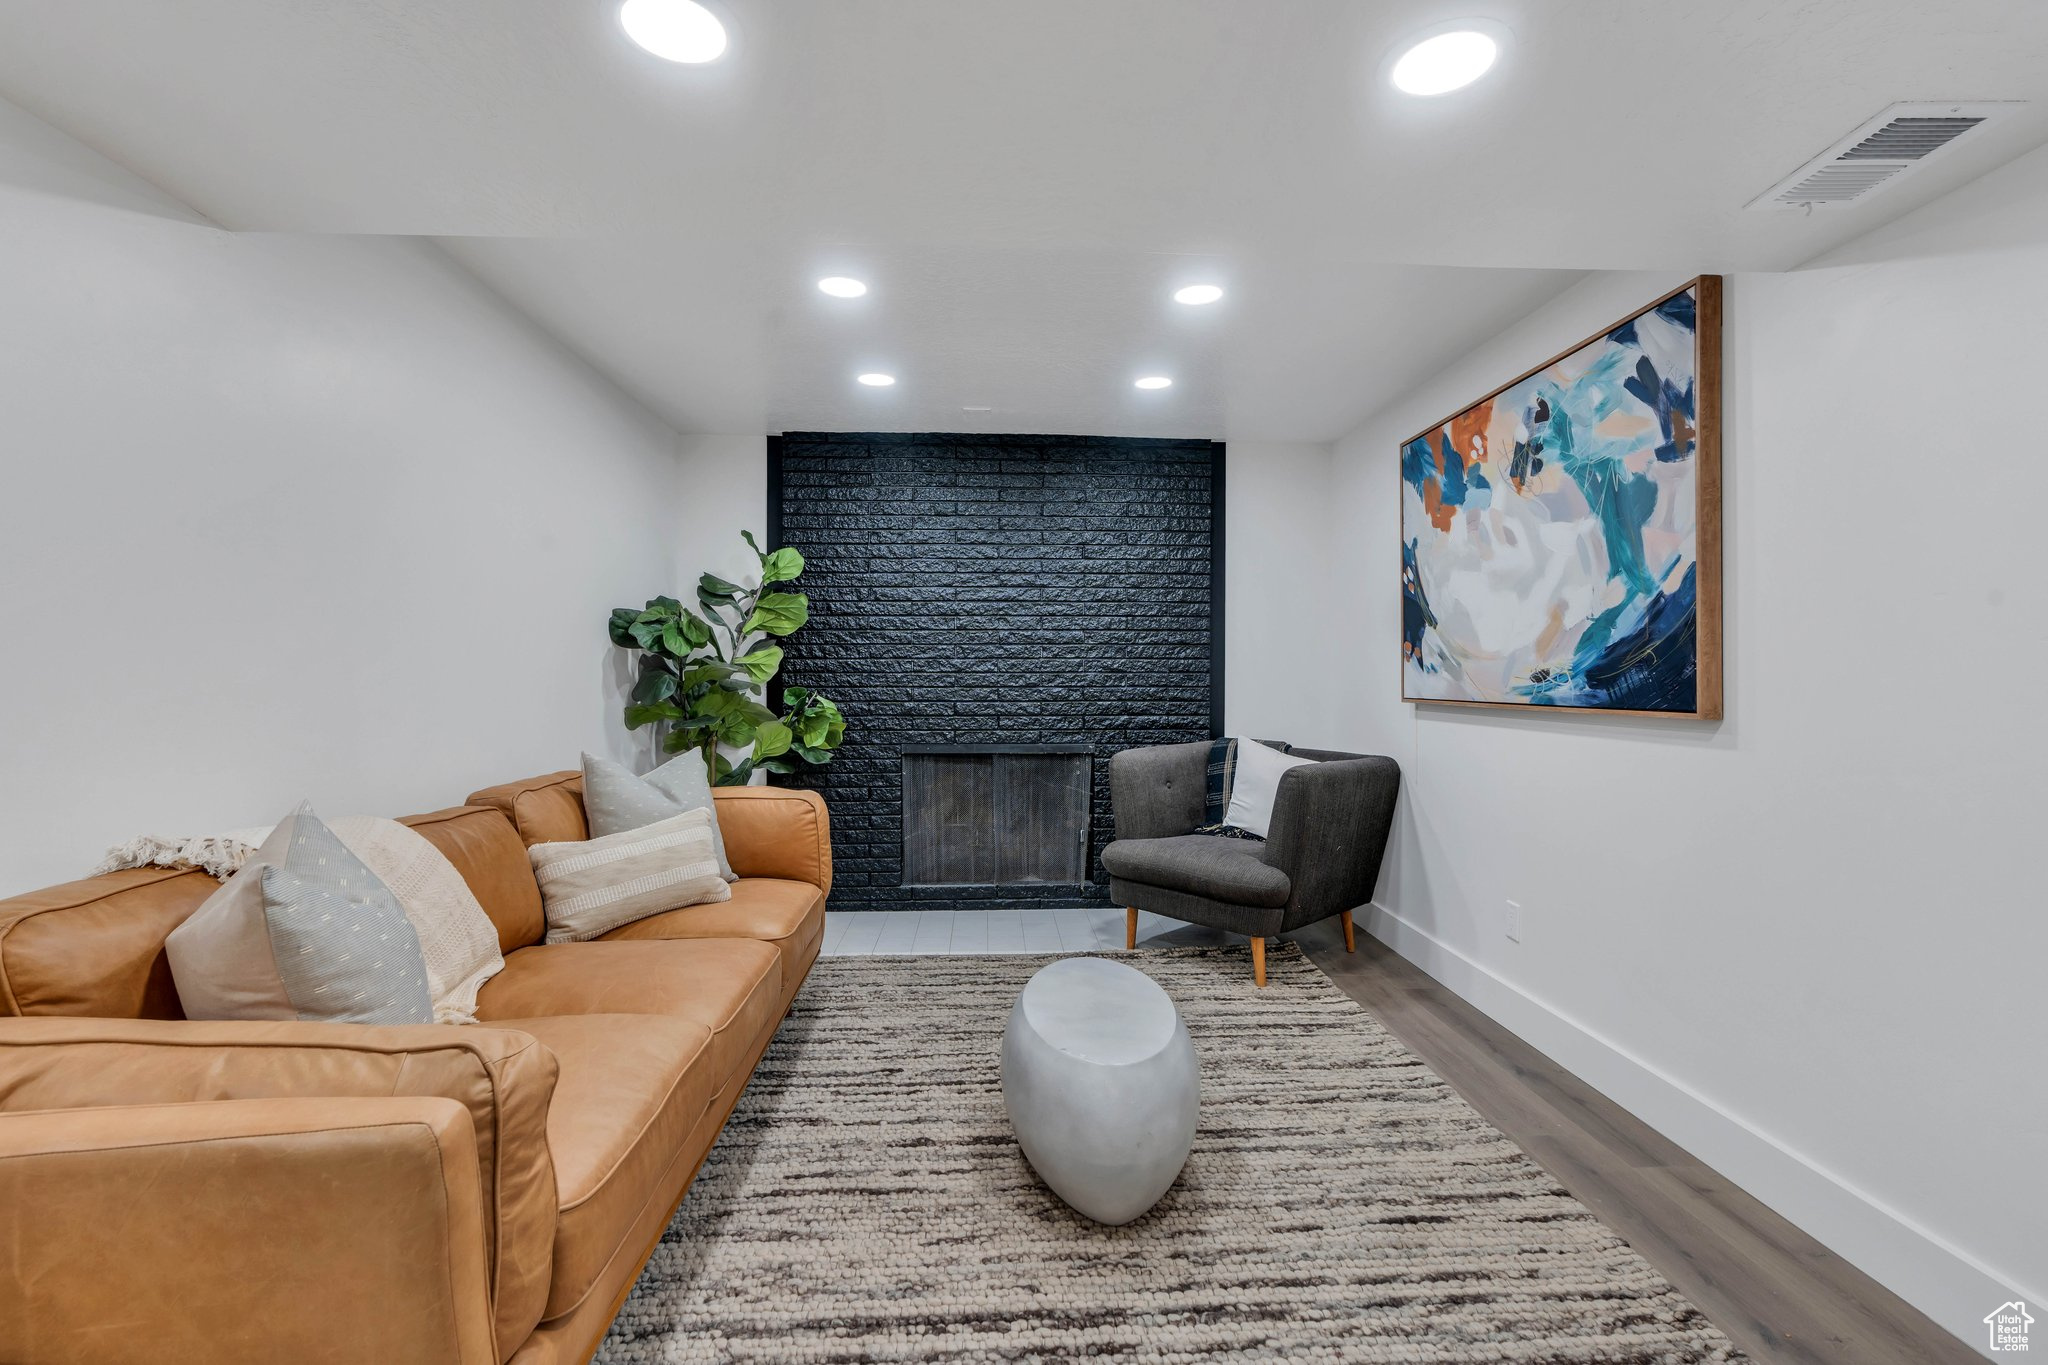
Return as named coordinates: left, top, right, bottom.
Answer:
left=901, top=746, right=1092, bottom=886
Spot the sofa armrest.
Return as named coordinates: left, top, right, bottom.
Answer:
left=713, top=787, right=833, bottom=894
left=1263, top=755, right=1402, bottom=923
left=1109, top=741, right=1210, bottom=840
left=0, top=1096, right=498, bottom=1365
left=0, top=1016, right=559, bottom=1356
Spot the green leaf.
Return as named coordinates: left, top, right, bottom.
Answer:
left=699, top=572, right=744, bottom=597
left=741, top=529, right=764, bottom=559
left=718, top=758, right=756, bottom=788
left=753, top=719, right=793, bottom=759
left=712, top=712, right=761, bottom=740
left=736, top=645, right=783, bottom=684
left=697, top=687, right=779, bottom=726
left=608, top=607, right=642, bottom=647
left=760, top=547, right=805, bottom=584
left=792, top=742, right=833, bottom=764
left=743, top=591, right=809, bottom=637
left=658, top=610, right=714, bottom=659
left=623, top=700, right=685, bottom=730
left=697, top=572, right=744, bottom=608
left=759, top=757, right=798, bottom=774
left=657, top=719, right=715, bottom=751
left=631, top=669, right=678, bottom=705
left=798, top=712, right=829, bottom=748
left=683, top=660, right=748, bottom=690
left=648, top=595, right=684, bottom=615
left=628, top=617, right=666, bottom=650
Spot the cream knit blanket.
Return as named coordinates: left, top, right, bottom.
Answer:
left=92, top=827, right=276, bottom=881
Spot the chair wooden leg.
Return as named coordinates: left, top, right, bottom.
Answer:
left=1251, top=936, right=1266, bottom=988
left=1125, top=906, right=1138, bottom=950
left=1339, top=908, right=1356, bottom=953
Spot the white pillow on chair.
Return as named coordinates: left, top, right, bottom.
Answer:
left=1221, top=739, right=1316, bottom=839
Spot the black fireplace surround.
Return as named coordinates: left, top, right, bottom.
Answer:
left=769, top=432, right=1223, bottom=912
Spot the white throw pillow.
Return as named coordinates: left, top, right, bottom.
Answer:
left=168, top=806, right=504, bottom=1025
left=166, top=804, right=457, bottom=1025
left=339, top=816, right=505, bottom=1025
left=581, top=751, right=737, bottom=881
left=1221, top=739, right=1317, bottom=839
left=529, top=806, right=732, bottom=944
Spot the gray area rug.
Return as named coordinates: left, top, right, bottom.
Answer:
left=599, top=944, right=1744, bottom=1363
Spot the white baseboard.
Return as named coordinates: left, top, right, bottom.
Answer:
left=1359, top=902, right=2030, bottom=1361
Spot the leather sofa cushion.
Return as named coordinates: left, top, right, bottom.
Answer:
left=400, top=806, right=546, bottom=955
left=597, top=878, right=823, bottom=995
left=475, top=939, right=781, bottom=1093
left=468, top=772, right=588, bottom=848
left=708, top=788, right=832, bottom=892
left=0, top=867, right=215, bottom=1019
left=465, top=775, right=834, bottom=898
left=0, top=1095, right=500, bottom=1365
left=493, top=1014, right=716, bottom=1324
left=0, top=1015, right=560, bottom=1357
left=1100, top=834, right=1293, bottom=908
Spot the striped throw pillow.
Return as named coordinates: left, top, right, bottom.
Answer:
left=528, top=806, right=731, bottom=944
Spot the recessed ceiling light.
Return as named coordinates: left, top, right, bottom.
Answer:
left=1134, top=376, right=1173, bottom=390
left=857, top=373, right=896, bottom=387
left=1391, top=30, right=1497, bottom=96
left=618, top=0, right=728, bottom=64
left=1173, top=284, right=1224, bottom=306
left=818, top=276, right=867, bottom=298
left=963, top=405, right=993, bottom=412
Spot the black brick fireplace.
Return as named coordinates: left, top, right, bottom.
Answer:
left=768, top=433, right=1224, bottom=912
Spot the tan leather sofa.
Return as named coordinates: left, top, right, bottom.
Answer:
left=0, top=771, right=830, bottom=1365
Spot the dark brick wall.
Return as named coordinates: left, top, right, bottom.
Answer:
left=772, top=432, right=1222, bottom=911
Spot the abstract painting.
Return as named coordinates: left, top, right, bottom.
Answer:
left=1401, top=277, right=1722, bottom=717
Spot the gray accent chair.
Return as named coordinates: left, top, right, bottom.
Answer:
left=1102, top=741, right=1400, bottom=986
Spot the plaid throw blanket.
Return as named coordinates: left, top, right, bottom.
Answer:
left=1195, top=738, right=1289, bottom=840
left=1201, top=737, right=1239, bottom=827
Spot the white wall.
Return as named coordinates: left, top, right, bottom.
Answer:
left=676, top=434, right=771, bottom=589
left=0, top=98, right=687, bottom=891
left=1223, top=442, right=1335, bottom=740
left=1318, top=146, right=2048, bottom=1354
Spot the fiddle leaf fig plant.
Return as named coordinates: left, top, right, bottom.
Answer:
left=608, top=531, right=847, bottom=786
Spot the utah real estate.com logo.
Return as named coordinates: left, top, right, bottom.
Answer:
left=1986, top=1300, right=2034, bottom=1353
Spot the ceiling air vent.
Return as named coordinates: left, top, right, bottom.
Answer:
left=1749, top=101, right=2020, bottom=210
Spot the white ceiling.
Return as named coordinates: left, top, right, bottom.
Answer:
left=3, top=0, right=2045, bottom=439
left=436, top=237, right=1578, bottom=439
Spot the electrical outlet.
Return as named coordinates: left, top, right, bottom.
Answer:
left=1505, top=899, right=1523, bottom=943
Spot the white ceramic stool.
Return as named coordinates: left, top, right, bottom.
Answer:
left=1000, top=956, right=1200, bottom=1225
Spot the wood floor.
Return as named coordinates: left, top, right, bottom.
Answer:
left=821, top=908, right=1977, bottom=1365
left=1288, top=917, right=1976, bottom=1365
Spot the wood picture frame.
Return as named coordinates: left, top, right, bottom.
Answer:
left=1400, top=276, right=1722, bottom=719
